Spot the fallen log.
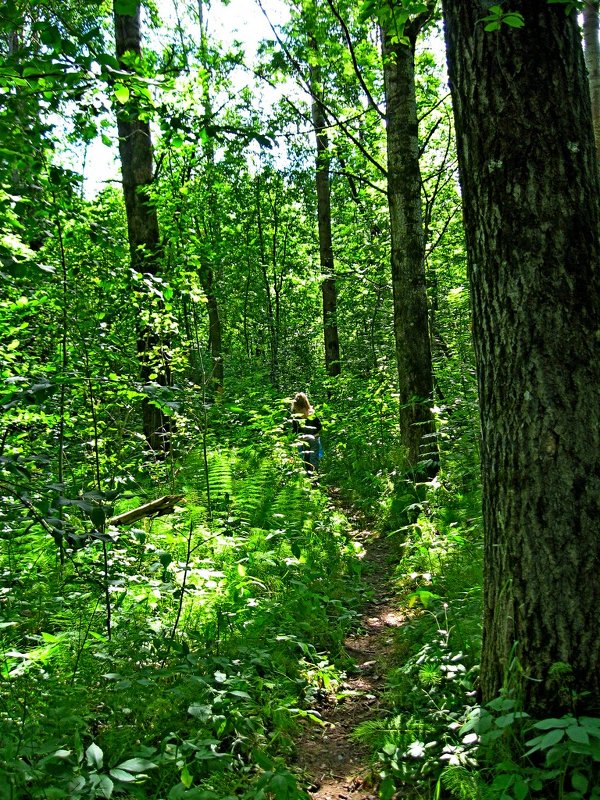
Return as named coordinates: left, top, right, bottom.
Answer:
left=109, top=495, right=185, bottom=526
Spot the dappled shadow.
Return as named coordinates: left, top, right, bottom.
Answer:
left=295, top=494, right=408, bottom=799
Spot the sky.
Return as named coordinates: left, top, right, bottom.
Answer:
left=78, top=0, right=286, bottom=196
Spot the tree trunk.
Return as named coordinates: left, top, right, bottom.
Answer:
left=255, top=175, right=280, bottom=385
left=442, top=0, right=600, bottom=714
left=204, top=274, right=224, bottom=391
left=113, top=3, right=170, bottom=451
left=310, top=41, right=341, bottom=378
left=197, top=0, right=224, bottom=394
left=381, top=21, right=438, bottom=474
left=584, top=1, right=600, bottom=163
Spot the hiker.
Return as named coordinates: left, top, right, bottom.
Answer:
left=290, top=392, right=323, bottom=474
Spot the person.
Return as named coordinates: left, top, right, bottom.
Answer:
left=290, top=392, right=323, bottom=475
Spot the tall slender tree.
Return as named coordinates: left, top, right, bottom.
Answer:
left=113, top=1, right=170, bottom=450
left=195, top=0, right=224, bottom=394
left=442, top=0, right=600, bottom=713
left=309, top=29, right=342, bottom=378
left=381, top=2, right=438, bottom=473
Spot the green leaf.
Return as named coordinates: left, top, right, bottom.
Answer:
left=114, top=83, right=130, bottom=104
left=540, top=728, right=565, bottom=749
left=495, top=712, right=529, bottom=728
left=86, top=742, right=104, bottom=769
left=503, top=13, right=525, bottom=27
left=116, top=758, right=157, bottom=773
left=408, top=589, right=441, bottom=608
left=572, top=772, right=589, bottom=794
left=97, top=774, right=114, bottom=798
left=90, top=506, right=107, bottom=528
left=253, top=750, right=274, bottom=770
left=567, top=725, right=590, bottom=745
left=580, top=717, right=600, bottom=735
left=109, top=768, right=139, bottom=782
left=181, top=763, right=193, bottom=788
left=533, top=717, right=572, bottom=730
left=380, top=776, right=396, bottom=800
left=487, top=696, right=515, bottom=712
left=271, top=773, right=291, bottom=799
left=524, top=734, right=544, bottom=756
left=513, top=776, right=529, bottom=800
left=188, top=704, right=212, bottom=721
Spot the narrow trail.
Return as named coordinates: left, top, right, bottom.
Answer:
left=295, top=490, right=407, bottom=800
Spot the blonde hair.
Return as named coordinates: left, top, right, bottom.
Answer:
left=291, top=392, right=314, bottom=416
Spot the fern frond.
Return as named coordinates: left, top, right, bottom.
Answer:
left=441, top=765, right=490, bottom=800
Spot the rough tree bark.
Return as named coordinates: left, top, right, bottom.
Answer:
left=310, top=37, right=341, bottom=378
left=442, top=0, right=600, bottom=714
left=113, top=3, right=170, bottom=451
left=381, top=11, right=438, bottom=474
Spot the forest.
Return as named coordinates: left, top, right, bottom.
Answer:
left=1, top=0, right=600, bottom=798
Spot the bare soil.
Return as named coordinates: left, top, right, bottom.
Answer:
left=295, top=493, right=407, bottom=800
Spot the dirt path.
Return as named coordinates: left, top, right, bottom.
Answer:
left=295, top=493, right=406, bottom=800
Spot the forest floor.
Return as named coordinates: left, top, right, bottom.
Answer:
left=294, top=488, right=407, bottom=800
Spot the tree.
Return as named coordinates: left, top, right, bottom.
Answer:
left=113, top=0, right=171, bottom=451
left=265, top=0, right=440, bottom=467
left=194, top=0, right=224, bottom=394
left=380, top=1, right=438, bottom=474
left=310, top=31, right=342, bottom=378
left=442, top=0, right=600, bottom=714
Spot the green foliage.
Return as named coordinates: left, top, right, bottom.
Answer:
left=0, top=393, right=363, bottom=798
left=347, top=393, right=482, bottom=797
left=448, top=697, right=600, bottom=800
left=479, top=5, right=525, bottom=31
left=0, top=3, right=477, bottom=800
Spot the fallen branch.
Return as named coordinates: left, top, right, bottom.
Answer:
left=109, top=495, right=185, bottom=526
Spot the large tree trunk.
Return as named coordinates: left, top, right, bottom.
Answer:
left=443, top=0, right=600, bottom=714
left=584, top=1, right=600, bottom=162
left=381, top=20, right=438, bottom=474
left=310, top=42, right=341, bottom=378
left=114, top=3, right=170, bottom=451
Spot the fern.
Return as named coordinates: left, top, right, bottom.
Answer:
left=351, top=714, right=431, bottom=749
left=233, top=458, right=278, bottom=526
left=207, top=451, right=233, bottom=500
left=441, top=766, right=490, bottom=800
left=270, top=483, right=311, bottom=535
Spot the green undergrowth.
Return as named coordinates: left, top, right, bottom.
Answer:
left=0, top=406, right=366, bottom=800
left=345, top=391, right=485, bottom=800
left=345, top=397, right=600, bottom=800
left=352, top=475, right=483, bottom=800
